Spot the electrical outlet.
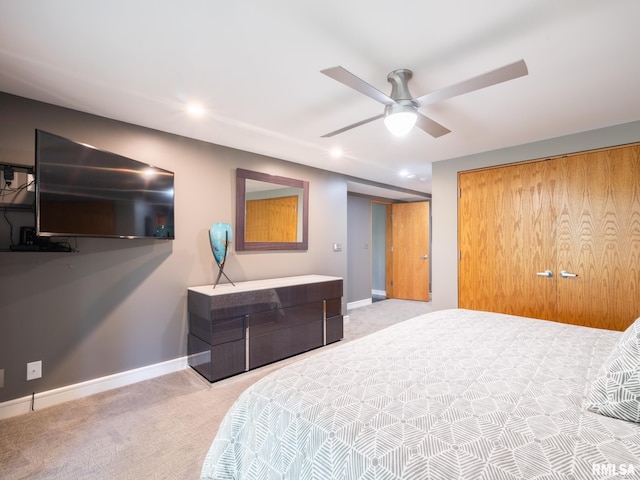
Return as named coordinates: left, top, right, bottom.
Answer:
left=0, top=368, right=4, bottom=388
left=27, top=361, right=42, bottom=381
left=0, top=170, right=31, bottom=206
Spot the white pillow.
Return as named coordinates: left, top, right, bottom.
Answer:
left=586, top=317, right=640, bottom=423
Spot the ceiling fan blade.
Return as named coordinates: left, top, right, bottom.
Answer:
left=321, top=66, right=395, bottom=106
left=415, top=59, right=528, bottom=107
left=321, top=113, right=385, bottom=138
left=415, top=113, right=451, bottom=138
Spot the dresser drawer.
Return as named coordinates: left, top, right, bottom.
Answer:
left=187, top=334, right=245, bottom=382
left=188, top=313, right=244, bottom=345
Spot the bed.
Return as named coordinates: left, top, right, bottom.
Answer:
left=201, top=309, right=640, bottom=479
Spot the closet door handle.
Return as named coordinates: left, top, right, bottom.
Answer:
left=536, top=270, right=553, bottom=277
left=560, top=270, right=578, bottom=278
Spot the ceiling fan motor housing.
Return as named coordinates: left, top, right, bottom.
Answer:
left=387, top=69, right=415, bottom=101
left=385, top=69, right=418, bottom=118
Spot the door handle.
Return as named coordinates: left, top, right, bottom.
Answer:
left=560, top=270, right=578, bottom=278
left=536, top=269, right=553, bottom=277
left=421, top=255, right=429, bottom=259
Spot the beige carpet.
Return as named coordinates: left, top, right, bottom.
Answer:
left=0, top=299, right=432, bottom=479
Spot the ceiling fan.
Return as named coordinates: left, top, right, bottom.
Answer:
left=321, top=59, right=528, bottom=138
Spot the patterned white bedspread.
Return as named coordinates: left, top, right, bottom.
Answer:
left=201, top=309, right=640, bottom=479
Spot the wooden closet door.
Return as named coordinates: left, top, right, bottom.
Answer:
left=556, top=145, right=640, bottom=330
left=459, top=169, right=496, bottom=311
left=459, top=161, right=558, bottom=320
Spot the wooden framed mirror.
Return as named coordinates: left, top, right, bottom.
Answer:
left=235, top=168, right=309, bottom=251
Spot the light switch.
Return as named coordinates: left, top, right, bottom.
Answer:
left=333, top=243, right=342, bottom=252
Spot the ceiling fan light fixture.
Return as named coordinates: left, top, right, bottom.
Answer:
left=384, top=104, right=417, bottom=136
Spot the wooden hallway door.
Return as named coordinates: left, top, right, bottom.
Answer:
left=387, top=201, right=431, bottom=301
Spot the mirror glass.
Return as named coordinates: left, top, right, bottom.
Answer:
left=235, top=168, right=309, bottom=251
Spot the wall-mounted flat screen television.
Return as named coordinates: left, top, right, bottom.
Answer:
left=35, top=130, right=175, bottom=239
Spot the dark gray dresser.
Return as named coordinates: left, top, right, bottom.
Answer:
left=187, top=275, right=343, bottom=382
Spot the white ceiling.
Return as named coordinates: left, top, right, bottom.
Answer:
left=1, top=1, right=639, bottom=198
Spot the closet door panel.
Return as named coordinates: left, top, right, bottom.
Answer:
left=555, top=154, right=591, bottom=327
left=459, top=169, right=501, bottom=312
left=502, top=161, right=558, bottom=319
left=459, top=161, right=557, bottom=319
left=556, top=145, right=640, bottom=330
left=522, top=160, right=559, bottom=320
left=458, top=167, right=500, bottom=313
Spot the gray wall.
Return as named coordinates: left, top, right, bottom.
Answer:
left=346, top=194, right=371, bottom=304
left=0, top=93, right=348, bottom=402
left=371, top=203, right=387, bottom=294
left=431, top=120, right=640, bottom=312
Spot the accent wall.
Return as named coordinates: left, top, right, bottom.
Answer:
left=0, top=92, right=348, bottom=404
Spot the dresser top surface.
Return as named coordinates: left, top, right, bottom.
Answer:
left=189, top=275, right=342, bottom=297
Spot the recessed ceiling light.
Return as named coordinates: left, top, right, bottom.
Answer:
left=186, top=103, right=205, bottom=117
left=329, top=147, right=343, bottom=158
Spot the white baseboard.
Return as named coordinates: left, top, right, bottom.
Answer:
left=0, top=356, right=189, bottom=420
left=348, top=298, right=372, bottom=310
left=372, top=289, right=386, bottom=297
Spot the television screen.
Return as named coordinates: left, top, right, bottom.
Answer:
left=35, top=130, right=175, bottom=239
